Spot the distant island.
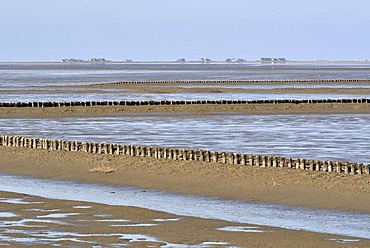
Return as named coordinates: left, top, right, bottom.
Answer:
left=61, top=58, right=109, bottom=63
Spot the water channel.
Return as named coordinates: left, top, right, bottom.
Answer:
left=1, top=174, right=369, bottom=240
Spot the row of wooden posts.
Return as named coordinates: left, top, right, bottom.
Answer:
left=0, top=98, right=369, bottom=108
left=1, top=135, right=369, bottom=175
left=92, top=79, right=370, bottom=86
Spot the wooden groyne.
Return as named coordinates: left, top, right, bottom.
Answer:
left=0, top=98, right=369, bottom=108
left=1, top=135, right=369, bottom=175
left=90, top=79, right=370, bottom=86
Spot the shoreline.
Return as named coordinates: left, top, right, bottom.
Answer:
left=1, top=146, right=369, bottom=214
left=2, top=190, right=368, bottom=247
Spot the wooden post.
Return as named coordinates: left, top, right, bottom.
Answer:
left=350, top=163, right=355, bottom=175
left=308, top=160, right=314, bottom=171
left=344, top=162, right=349, bottom=174
left=226, top=152, right=234, bottom=164
left=248, top=154, right=253, bottom=166
left=173, top=149, right=178, bottom=160
left=272, top=156, right=277, bottom=168
left=255, top=155, right=261, bottom=167
left=279, top=157, right=285, bottom=168
left=240, top=154, right=247, bottom=165
left=204, top=151, right=210, bottom=162
left=327, top=161, right=333, bottom=172
left=363, top=164, right=370, bottom=174
left=210, top=151, right=218, bottom=162
left=286, top=157, right=292, bottom=168
left=335, top=162, right=341, bottom=173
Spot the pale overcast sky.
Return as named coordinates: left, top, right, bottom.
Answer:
left=1, top=0, right=369, bottom=62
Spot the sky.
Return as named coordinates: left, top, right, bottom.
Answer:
left=1, top=0, right=370, bottom=62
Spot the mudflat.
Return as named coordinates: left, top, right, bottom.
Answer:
left=1, top=81, right=370, bottom=247
left=1, top=146, right=369, bottom=214
left=1, top=146, right=370, bottom=247
left=1, top=102, right=370, bottom=117
left=2, top=190, right=368, bottom=248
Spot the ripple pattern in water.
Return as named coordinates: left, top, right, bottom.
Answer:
left=1, top=114, right=369, bottom=164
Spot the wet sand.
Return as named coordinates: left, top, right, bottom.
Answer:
left=5, top=86, right=370, bottom=95
left=2, top=190, right=368, bottom=247
left=1, top=102, right=370, bottom=117
left=1, top=146, right=369, bottom=214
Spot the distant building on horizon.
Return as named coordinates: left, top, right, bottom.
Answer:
left=61, top=58, right=107, bottom=63
left=61, top=58, right=83, bottom=63
left=200, top=57, right=211, bottom=63
left=260, top=57, right=287, bottom=63
left=225, top=58, right=246, bottom=63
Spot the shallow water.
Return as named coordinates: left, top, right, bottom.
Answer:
left=1, top=174, right=369, bottom=239
left=1, top=113, right=369, bottom=163
left=1, top=63, right=370, bottom=102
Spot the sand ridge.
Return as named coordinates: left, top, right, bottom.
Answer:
left=1, top=102, right=370, bottom=117
left=1, top=146, right=369, bottom=214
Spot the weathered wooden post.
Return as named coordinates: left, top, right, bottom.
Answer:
left=240, top=154, right=247, bottom=165
left=327, top=161, right=333, bottom=172
left=279, top=157, right=285, bottom=168
left=272, top=156, right=278, bottom=168
left=344, top=162, right=349, bottom=174
left=283, top=157, right=289, bottom=168
left=0, top=135, right=5, bottom=146
left=322, top=161, right=329, bottom=172
left=350, top=163, right=356, bottom=175
left=204, top=150, right=210, bottom=162
left=172, top=149, right=178, bottom=160
left=356, top=164, right=362, bottom=175
left=308, top=160, right=314, bottom=171
left=220, top=152, right=227, bottom=163
left=95, top=143, right=101, bottom=153
left=255, top=155, right=261, bottom=167
left=363, top=164, right=370, bottom=174
left=295, top=159, right=300, bottom=169
left=81, top=142, right=88, bottom=152
left=19, top=136, right=25, bottom=147
left=108, top=144, right=113, bottom=155
left=226, top=152, right=234, bottom=164
left=300, top=159, right=306, bottom=170
left=258, top=155, right=265, bottom=167
left=233, top=153, right=241, bottom=165
left=167, top=148, right=173, bottom=159
left=188, top=150, right=194, bottom=160
left=335, top=161, right=341, bottom=173
left=210, top=151, right=218, bottom=162
left=154, top=147, right=159, bottom=159
left=248, top=154, right=253, bottom=166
